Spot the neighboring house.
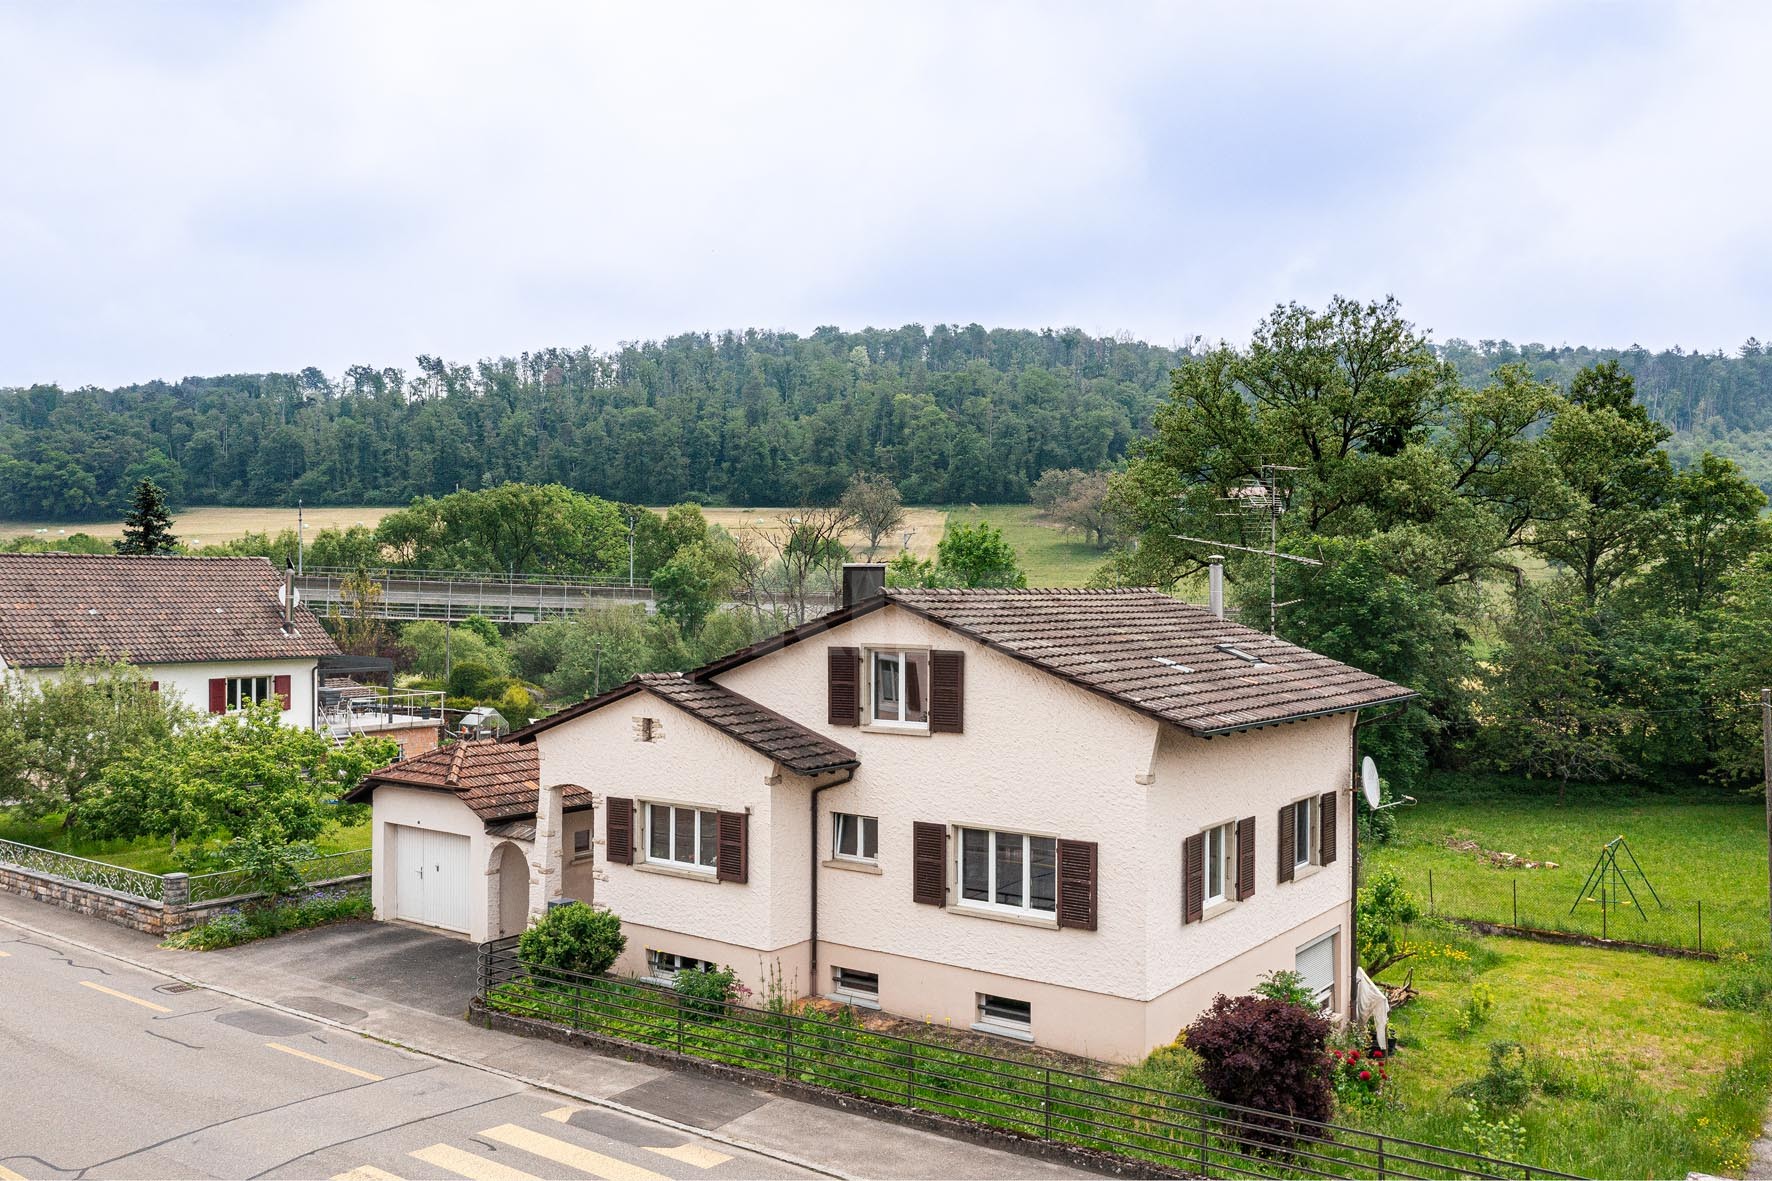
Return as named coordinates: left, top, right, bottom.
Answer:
left=345, top=740, right=595, bottom=940
left=492, top=566, right=1415, bottom=1063
left=0, top=553, right=339, bottom=728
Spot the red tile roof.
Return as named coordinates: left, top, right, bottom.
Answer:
left=636, top=672, right=859, bottom=774
left=347, top=739, right=592, bottom=825
left=0, top=554, right=338, bottom=668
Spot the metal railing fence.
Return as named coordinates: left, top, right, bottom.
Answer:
left=186, top=847, right=374, bottom=904
left=0, top=838, right=166, bottom=901
left=475, top=938, right=1577, bottom=1181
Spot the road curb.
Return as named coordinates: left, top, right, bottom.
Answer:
left=0, top=912, right=853, bottom=1180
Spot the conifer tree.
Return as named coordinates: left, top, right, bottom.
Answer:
left=115, top=479, right=178, bottom=554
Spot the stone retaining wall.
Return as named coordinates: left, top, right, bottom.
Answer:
left=0, top=863, right=372, bottom=936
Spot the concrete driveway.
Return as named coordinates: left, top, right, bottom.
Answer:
left=206, top=919, right=480, bottom=1018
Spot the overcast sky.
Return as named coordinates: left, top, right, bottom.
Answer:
left=2, top=1, right=1769, bottom=389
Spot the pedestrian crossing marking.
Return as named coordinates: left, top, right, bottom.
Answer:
left=79, top=979, right=171, bottom=1012
left=0, top=949, right=11, bottom=957
left=411, top=1143, right=541, bottom=1181
left=332, top=1168, right=404, bottom=1181
left=541, top=1106, right=576, bottom=1122
left=267, top=1041, right=385, bottom=1081
left=479, top=1125, right=670, bottom=1181
left=644, top=1144, right=732, bottom=1169
left=0, top=1162, right=28, bottom=1180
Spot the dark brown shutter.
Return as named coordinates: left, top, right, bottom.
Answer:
left=605, top=796, right=633, bottom=865
left=208, top=678, right=227, bottom=714
left=930, top=650, right=964, bottom=733
left=717, top=810, right=749, bottom=883
left=1277, top=803, right=1296, bottom=884
left=149, top=681, right=159, bottom=693
left=912, top=821, right=947, bottom=906
left=828, top=647, right=860, bottom=726
left=1056, top=839, right=1098, bottom=930
left=1319, top=791, right=1338, bottom=866
left=1236, top=817, right=1255, bottom=901
left=1182, top=832, right=1204, bottom=924
left=273, top=674, right=292, bottom=709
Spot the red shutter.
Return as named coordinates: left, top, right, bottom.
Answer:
left=716, top=810, right=748, bottom=883
left=828, top=647, right=860, bottom=727
left=606, top=797, right=633, bottom=865
left=1182, top=832, right=1204, bottom=924
left=912, top=821, right=947, bottom=906
left=1277, top=803, right=1296, bottom=884
left=149, top=681, right=160, bottom=693
left=929, top=650, right=964, bottom=734
left=1056, top=839, right=1098, bottom=931
left=1237, top=816, right=1256, bottom=901
left=1319, top=792, right=1338, bottom=866
left=208, top=678, right=227, bottom=714
left=273, top=674, right=292, bottom=709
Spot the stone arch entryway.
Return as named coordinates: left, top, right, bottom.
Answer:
left=492, top=841, right=531, bottom=938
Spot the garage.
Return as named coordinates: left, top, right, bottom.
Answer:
left=391, top=826, right=471, bottom=933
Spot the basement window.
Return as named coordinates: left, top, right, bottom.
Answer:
left=832, top=966, right=880, bottom=1002
left=974, top=993, right=1033, bottom=1041
left=645, top=949, right=714, bottom=984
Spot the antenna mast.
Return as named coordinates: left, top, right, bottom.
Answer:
left=1174, top=463, right=1321, bottom=635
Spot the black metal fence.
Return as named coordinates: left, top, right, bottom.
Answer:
left=1416, top=868, right=1763, bottom=957
left=475, top=938, right=1577, bottom=1180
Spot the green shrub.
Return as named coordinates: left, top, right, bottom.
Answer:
left=1252, top=968, right=1321, bottom=1010
left=1459, top=1098, right=1526, bottom=1160
left=165, top=889, right=369, bottom=950
left=1455, top=982, right=1496, bottom=1034
left=674, top=965, right=745, bottom=1016
left=1357, top=868, right=1421, bottom=972
left=1121, top=1041, right=1205, bottom=1095
left=1455, top=1040, right=1531, bottom=1110
left=517, top=902, right=625, bottom=975
left=1704, top=954, right=1772, bottom=1013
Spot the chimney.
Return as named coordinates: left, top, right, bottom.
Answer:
left=842, top=563, right=887, bottom=609
left=1208, top=555, right=1225, bottom=619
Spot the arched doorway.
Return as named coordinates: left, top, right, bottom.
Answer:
left=495, top=842, right=531, bottom=938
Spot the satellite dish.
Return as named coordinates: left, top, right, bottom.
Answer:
left=1360, top=756, right=1382, bottom=810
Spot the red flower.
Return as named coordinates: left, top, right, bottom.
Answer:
left=1359, top=1070, right=1372, bottom=1081
left=1372, top=1049, right=1385, bottom=1060
left=1348, top=1050, right=1361, bottom=1060
left=1380, top=1070, right=1388, bottom=1079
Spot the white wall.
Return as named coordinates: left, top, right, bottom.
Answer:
left=367, top=784, right=499, bottom=942
left=3, top=656, right=320, bottom=729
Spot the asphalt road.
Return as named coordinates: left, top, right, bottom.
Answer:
left=0, top=928, right=811, bottom=1181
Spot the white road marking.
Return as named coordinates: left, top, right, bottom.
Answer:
left=0, top=1162, right=28, bottom=1180
left=266, top=1041, right=385, bottom=1081
left=332, top=1167, right=405, bottom=1181
left=645, top=1144, right=733, bottom=1169
left=478, top=1125, right=671, bottom=1181
left=411, top=1143, right=542, bottom=1181
left=79, top=979, right=171, bottom=1012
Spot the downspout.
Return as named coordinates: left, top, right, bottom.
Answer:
left=1348, top=703, right=1408, bottom=1023
left=809, top=768, right=856, bottom=987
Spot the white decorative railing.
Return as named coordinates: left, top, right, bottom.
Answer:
left=185, top=847, right=374, bottom=904
left=0, top=838, right=166, bottom=902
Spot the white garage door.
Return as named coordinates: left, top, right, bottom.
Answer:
left=392, top=826, right=471, bottom=933
left=1295, top=932, right=1337, bottom=1010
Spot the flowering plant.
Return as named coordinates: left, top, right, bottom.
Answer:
left=1329, top=1045, right=1388, bottom=1104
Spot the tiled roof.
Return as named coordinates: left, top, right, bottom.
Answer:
left=636, top=673, right=859, bottom=775
left=0, top=554, right=338, bottom=668
left=347, top=739, right=592, bottom=825
left=886, top=588, right=1414, bottom=734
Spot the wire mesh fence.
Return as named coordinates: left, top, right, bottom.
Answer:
left=475, top=938, right=1578, bottom=1180
left=1410, top=867, right=1766, bottom=957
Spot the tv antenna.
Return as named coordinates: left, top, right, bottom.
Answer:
left=1173, top=464, right=1320, bottom=635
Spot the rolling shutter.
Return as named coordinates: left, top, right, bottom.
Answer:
left=716, top=810, right=749, bottom=883
left=273, top=674, right=292, bottom=709
left=930, top=650, right=964, bottom=734
left=1182, top=832, right=1204, bottom=925
left=1236, top=816, right=1256, bottom=901
left=1296, top=934, right=1336, bottom=1008
left=828, top=647, right=860, bottom=727
left=605, top=796, right=633, bottom=865
left=912, top=821, right=947, bottom=906
left=208, top=678, right=227, bottom=714
left=1319, top=791, right=1338, bottom=866
left=1277, top=802, right=1296, bottom=884
left=1056, top=839, right=1098, bottom=930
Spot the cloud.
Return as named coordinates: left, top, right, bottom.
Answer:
left=0, top=0, right=1767, bottom=387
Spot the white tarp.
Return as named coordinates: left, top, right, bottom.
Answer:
left=1354, top=966, right=1390, bottom=1047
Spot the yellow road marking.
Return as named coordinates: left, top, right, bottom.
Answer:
left=79, top=979, right=171, bottom=1012
left=0, top=949, right=11, bottom=956
left=479, top=1125, right=669, bottom=1181
left=411, top=1144, right=540, bottom=1181
left=0, top=1162, right=27, bottom=1180
left=541, top=1106, right=576, bottom=1123
left=645, top=1144, right=732, bottom=1169
left=332, top=1168, right=404, bottom=1181
left=266, top=1041, right=384, bottom=1081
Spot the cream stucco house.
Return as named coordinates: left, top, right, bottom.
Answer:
left=485, top=566, right=1414, bottom=1063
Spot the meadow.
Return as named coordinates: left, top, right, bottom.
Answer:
left=0, top=810, right=372, bottom=874
left=0, top=505, right=399, bottom=549
left=943, top=502, right=1109, bottom=586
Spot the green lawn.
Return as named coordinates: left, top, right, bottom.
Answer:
left=944, top=503, right=1111, bottom=586
left=0, top=810, right=372, bottom=875
left=1358, top=927, right=1772, bottom=1178
left=1364, top=783, right=1770, bottom=954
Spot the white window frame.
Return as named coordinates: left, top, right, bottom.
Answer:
left=865, top=647, right=931, bottom=731
left=831, top=966, right=880, bottom=1001
left=645, top=948, right=714, bottom=984
left=641, top=800, right=719, bottom=875
left=1291, top=796, right=1318, bottom=873
left=973, top=992, right=1034, bottom=1041
left=832, top=812, right=879, bottom=863
left=956, top=826, right=1058, bottom=919
left=226, top=675, right=275, bottom=712
left=571, top=825, right=593, bottom=861
left=1204, top=820, right=1235, bottom=909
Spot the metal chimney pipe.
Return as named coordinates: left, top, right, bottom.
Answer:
left=283, top=564, right=296, bottom=629
left=1208, top=555, right=1225, bottom=619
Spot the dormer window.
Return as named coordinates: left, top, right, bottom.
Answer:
left=868, top=648, right=929, bottom=729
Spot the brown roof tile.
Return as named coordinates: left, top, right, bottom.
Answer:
left=348, top=740, right=592, bottom=824
left=636, top=673, right=859, bottom=774
left=0, top=554, right=339, bottom=667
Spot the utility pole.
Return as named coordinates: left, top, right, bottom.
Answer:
left=1762, top=688, right=1771, bottom=951
left=625, top=512, right=637, bottom=588
left=296, top=500, right=305, bottom=576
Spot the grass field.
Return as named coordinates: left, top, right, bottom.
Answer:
left=944, top=503, right=1110, bottom=586
left=0, top=505, right=399, bottom=549
left=1361, top=926, right=1772, bottom=1177
left=699, top=506, right=949, bottom=561
left=0, top=810, right=371, bottom=875
left=1364, top=782, right=1771, bottom=954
